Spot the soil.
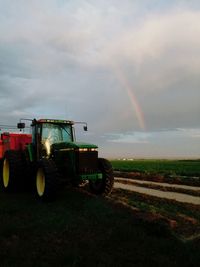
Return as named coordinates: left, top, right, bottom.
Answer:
left=114, top=171, right=200, bottom=186
left=109, top=188, right=200, bottom=241
left=115, top=177, right=200, bottom=197
left=114, top=182, right=200, bottom=205
left=111, top=173, right=200, bottom=241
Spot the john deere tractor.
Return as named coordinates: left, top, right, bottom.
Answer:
left=1, top=119, right=114, bottom=200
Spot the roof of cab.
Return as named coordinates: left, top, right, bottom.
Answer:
left=37, top=119, right=74, bottom=125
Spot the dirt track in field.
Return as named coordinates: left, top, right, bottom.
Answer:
left=114, top=177, right=200, bottom=205
left=112, top=176, right=200, bottom=240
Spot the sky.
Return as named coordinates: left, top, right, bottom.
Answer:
left=0, top=0, right=200, bottom=158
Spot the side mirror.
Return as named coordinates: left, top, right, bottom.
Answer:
left=17, top=123, right=25, bottom=129
left=84, top=126, right=88, bottom=131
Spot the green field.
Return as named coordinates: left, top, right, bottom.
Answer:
left=0, top=187, right=199, bottom=267
left=111, top=159, right=200, bottom=177
left=111, top=188, right=200, bottom=239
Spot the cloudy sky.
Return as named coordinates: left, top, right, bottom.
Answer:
left=0, top=0, right=200, bottom=158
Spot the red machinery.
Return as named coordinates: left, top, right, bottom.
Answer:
left=0, top=132, right=32, bottom=160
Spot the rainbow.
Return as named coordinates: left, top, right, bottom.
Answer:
left=112, top=64, right=146, bottom=130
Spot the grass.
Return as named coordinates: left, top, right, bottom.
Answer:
left=0, top=187, right=200, bottom=267
left=111, top=159, right=200, bottom=177
left=111, top=188, right=200, bottom=233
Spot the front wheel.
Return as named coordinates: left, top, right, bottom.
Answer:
left=36, top=159, right=60, bottom=201
left=89, top=158, right=114, bottom=196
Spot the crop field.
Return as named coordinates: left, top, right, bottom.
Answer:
left=111, top=159, right=200, bottom=177
left=0, top=159, right=200, bottom=266
left=0, top=186, right=200, bottom=267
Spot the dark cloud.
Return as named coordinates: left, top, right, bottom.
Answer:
left=0, top=0, right=200, bottom=157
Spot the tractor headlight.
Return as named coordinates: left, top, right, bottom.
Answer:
left=77, top=148, right=98, bottom=152
left=91, top=148, right=97, bottom=151
left=78, top=148, right=88, bottom=152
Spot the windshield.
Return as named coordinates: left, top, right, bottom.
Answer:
left=41, top=123, right=73, bottom=153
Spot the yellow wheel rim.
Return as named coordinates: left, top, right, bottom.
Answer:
left=36, top=168, right=45, bottom=196
left=3, top=159, right=9, bottom=188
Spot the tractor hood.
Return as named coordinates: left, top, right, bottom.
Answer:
left=51, top=141, right=98, bottom=151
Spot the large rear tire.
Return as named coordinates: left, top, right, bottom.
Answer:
left=36, top=159, right=60, bottom=201
left=89, top=158, right=114, bottom=196
left=0, top=159, right=3, bottom=191
left=1, top=150, right=24, bottom=192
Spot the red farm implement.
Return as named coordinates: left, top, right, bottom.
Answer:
left=0, top=132, right=32, bottom=159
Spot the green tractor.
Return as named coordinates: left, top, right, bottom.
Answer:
left=2, top=119, right=114, bottom=200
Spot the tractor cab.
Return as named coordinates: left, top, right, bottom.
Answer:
left=18, top=119, right=82, bottom=160
left=31, top=119, right=75, bottom=159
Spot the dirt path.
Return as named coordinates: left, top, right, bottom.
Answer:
left=115, top=177, right=200, bottom=191
left=114, top=181, right=200, bottom=205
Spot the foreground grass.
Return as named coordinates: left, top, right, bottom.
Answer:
left=0, top=187, right=200, bottom=267
left=111, top=159, right=200, bottom=177
left=111, top=188, right=200, bottom=239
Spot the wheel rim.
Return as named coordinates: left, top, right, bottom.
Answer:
left=36, top=168, right=45, bottom=196
left=3, top=159, right=9, bottom=188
